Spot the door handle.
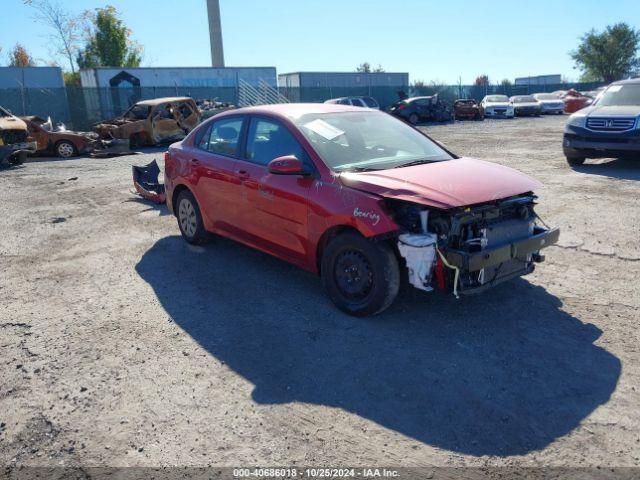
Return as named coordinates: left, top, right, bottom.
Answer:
left=236, top=169, right=250, bottom=179
left=190, top=158, right=200, bottom=166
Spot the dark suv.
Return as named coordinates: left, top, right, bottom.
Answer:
left=563, top=78, right=640, bottom=166
left=389, top=95, right=453, bottom=124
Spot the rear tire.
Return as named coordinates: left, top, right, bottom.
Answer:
left=408, top=113, right=419, bottom=125
left=321, top=233, right=400, bottom=317
left=566, top=156, right=586, bottom=166
left=176, top=190, right=208, bottom=245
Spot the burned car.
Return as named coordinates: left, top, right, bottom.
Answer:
left=0, top=106, right=37, bottom=167
left=165, top=104, right=559, bottom=316
left=22, top=116, right=100, bottom=158
left=95, top=97, right=200, bottom=147
left=389, top=95, right=453, bottom=124
left=453, top=99, right=484, bottom=120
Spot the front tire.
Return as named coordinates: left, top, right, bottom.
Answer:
left=408, top=113, right=419, bottom=125
left=176, top=190, right=208, bottom=245
left=56, top=140, right=76, bottom=158
left=321, top=233, right=400, bottom=317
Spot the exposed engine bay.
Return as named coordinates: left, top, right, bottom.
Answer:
left=387, top=194, right=559, bottom=296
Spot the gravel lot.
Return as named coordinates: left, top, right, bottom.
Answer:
left=1, top=115, right=639, bottom=471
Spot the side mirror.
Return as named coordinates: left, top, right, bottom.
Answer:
left=268, top=155, right=305, bottom=175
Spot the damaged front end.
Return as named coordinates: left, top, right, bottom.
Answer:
left=386, top=195, right=559, bottom=296
left=0, top=128, right=37, bottom=166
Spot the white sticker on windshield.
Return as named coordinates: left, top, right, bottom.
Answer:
left=608, top=85, right=622, bottom=92
left=303, top=119, right=345, bottom=140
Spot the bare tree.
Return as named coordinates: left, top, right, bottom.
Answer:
left=356, top=62, right=385, bottom=73
left=24, top=0, right=83, bottom=73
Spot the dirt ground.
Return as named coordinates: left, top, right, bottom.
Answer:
left=1, top=115, right=639, bottom=473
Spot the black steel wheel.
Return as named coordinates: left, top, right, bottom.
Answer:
left=321, top=232, right=400, bottom=316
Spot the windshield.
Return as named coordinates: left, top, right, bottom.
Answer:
left=361, top=97, right=379, bottom=108
left=486, top=95, right=509, bottom=102
left=534, top=94, right=559, bottom=100
left=293, top=111, right=454, bottom=172
left=124, top=104, right=151, bottom=120
left=596, top=84, right=640, bottom=107
left=512, top=96, right=535, bottom=103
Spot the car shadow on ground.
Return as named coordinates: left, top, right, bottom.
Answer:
left=136, top=235, right=620, bottom=457
left=573, top=157, right=640, bottom=181
left=123, top=197, right=170, bottom=216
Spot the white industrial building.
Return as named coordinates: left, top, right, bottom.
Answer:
left=515, top=74, right=562, bottom=86
left=79, top=67, right=277, bottom=89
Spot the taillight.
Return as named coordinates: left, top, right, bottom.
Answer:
left=164, top=151, right=171, bottom=164
left=397, top=104, right=406, bottom=111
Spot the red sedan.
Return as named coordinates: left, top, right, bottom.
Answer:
left=165, top=104, right=559, bottom=316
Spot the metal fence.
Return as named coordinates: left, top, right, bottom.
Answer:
left=0, top=82, right=606, bottom=130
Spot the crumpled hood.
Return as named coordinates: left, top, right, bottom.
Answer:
left=339, top=157, right=542, bottom=209
left=579, top=105, right=640, bottom=117
left=0, top=116, right=27, bottom=131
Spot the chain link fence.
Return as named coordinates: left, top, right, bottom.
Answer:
left=0, top=82, right=605, bottom=130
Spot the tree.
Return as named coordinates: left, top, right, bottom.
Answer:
left=571, top=23, right=640, bottom=83
left=500, top=78, right=513, bottom=87
left=24, top=0, right=83, bottom=74
left=356, top=62, right=385, bottom=73
left=9, top=43, right=36, bottom=67
left=475, top=74, right=490, bottom=86
left=77, top=5, right=143, bottom=68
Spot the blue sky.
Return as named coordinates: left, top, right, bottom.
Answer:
left=2, top=0, right=638, bottom=83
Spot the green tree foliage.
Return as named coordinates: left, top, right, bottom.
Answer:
left=77, top=5, right=142, bottom=68
left=500, top=78, right=512, bottom=87
left=571, top=23, right=640, bottom=83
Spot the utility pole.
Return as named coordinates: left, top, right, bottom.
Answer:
left=207, top=0, right=225, bottom=67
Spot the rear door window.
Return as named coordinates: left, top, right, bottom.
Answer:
left=199, top=117, right=244, bottom=157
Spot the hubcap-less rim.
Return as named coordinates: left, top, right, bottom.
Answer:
left=178, top=199, right=197, bottom=237
left=58, top=142, right=74, bottom=157
left=334, top=250, right=373, bottom=300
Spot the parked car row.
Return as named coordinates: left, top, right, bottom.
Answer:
left=325, top=92, right=577, bottom=125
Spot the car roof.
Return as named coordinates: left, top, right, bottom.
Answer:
left=135, top=97, right=193, bottom=107
left=611, top=77, right=640, bottom=86
left=218, top=102, right=371, bottom=120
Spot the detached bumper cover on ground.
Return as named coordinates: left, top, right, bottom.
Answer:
left=132, top=159, right=166, bottom=204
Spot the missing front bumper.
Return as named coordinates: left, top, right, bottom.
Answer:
left=443, top=227, right=560, bottom=293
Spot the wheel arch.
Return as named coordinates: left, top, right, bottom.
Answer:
left=171, top=184, right=191, bottom=216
